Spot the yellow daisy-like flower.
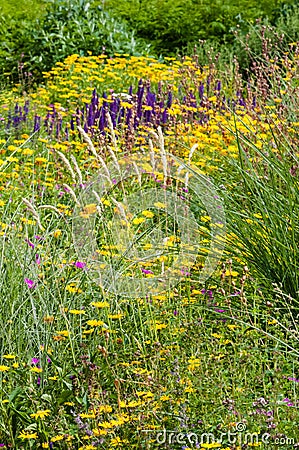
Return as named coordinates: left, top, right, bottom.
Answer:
left=82, top=328, right=94, bottom=335
left=91, top=301, right=109, bottom=308
left=56, top=330, right=70, bottom=337
left=80, top=411, right=96, bottom=419
left=132, top=217, right=146, bottom=225
left=142, top=210, right=154, bottom=218
left=30, top=409, right=51, bottom=420
left=0, top=365, right=10, bottom=372
left=155, top=323, right=167, bottom=331
left=136, top=391, right=154, bottom=398
left=108, top=313, right=124, bottom=319
left=154, top=202, right=166, bottom=208
left=53, top=229, right=62, bottom=238
left=69, top=309, right=86, bottom=315
left=160, top=395, right=170, bottom=401
left=18, top=431, right=38, bottom=439
left=187, top=357, right=200, bottom=371
left=51, top=435, right=64, bottom=442
left=30, top=367, right=43, bottom=373
left=3, top=354, right=16, bottom=359
left=86, top=319, right=104, bottom=327
left=97, top=405, right=113, bottom=413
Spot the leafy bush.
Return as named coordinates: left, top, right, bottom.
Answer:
left=104, top=0, right=294, bottom=55
left=0, top=0, right=151, bottom=85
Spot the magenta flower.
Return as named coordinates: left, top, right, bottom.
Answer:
left=288, top=377, right=299, bottom=383
left=35, top=254, right=41, bottom=265
left=25, top=239, right=35, bottom=249
left=75, top=261, right=86, bottom=269
left=141, top=268, right=154, bottom=275
left=25, top=278, right=35, bottom=289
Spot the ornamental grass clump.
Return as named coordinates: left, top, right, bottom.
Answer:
left=224, top=46, right=299, bottom=300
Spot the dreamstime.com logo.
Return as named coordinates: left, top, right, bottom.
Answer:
left=142, top=423, right=295, bottom=447
left=72, top=142, right=226, bottom=298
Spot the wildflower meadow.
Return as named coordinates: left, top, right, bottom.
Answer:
left=0, top=1, right=299, bottom=449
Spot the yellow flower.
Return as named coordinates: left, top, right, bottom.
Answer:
left=53, top=229, right=62, bottom=238
left=268, top=319, right=277, bottom=325
left=142, top=210, right=154, bottom=218
left=30, top=367, right=43, bottom=373
left=0, top=365, right=10, bottom=372
left=69, top=309, right=86, bottom=315
left=132, top=217, right=146, bottom=225
left=98, top=421, right=114, bottom=428
left=108, top=313, right=124, bottom=319
left=227, top=324, right=238, bottom=330
left=91, top=301, right=109, bottom=308
left=100, top=198, right=111, bottom=206
left=93, top=428, right=108, bottom=436
left=98, top=405, right=113, bottom=413
left=66, top=284, right=83, bottom=294
left=136, top=391, right=154, bottom=398
left=187, top=357, right=200, bottom=371
left=82, top=328, right=94, bottom=335
left=160, top=395, right=170, bottom=401
left=110, top=437, right=129, bottom=446
left=30, top=409, right=51, bottom=420
left=51, top=435, right=64, bottom=442
left=18, top=431, right=38, bottom=439
left=154, top=202, right=166, bottom=208
left=80, top=411, right=96, bottom=419
left=3, top=354, right=15, bottom=359
left=56, top=330, right=70, bottom=337
left=155, top=323, right=167, bottom=331
left=225, top=270, right=239, bottom=277
left=87, top=319, right=104, bottom=327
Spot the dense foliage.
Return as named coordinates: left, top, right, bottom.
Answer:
left=105, top=0, right=298, bottom=53
left=2, top=0, right=299, bottom=86
left=0, top=0, right=150, bottom=85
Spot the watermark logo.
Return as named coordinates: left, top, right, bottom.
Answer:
left=142, top=424, right=295, bottom=446
left=72, top=150, right=225, bottom=297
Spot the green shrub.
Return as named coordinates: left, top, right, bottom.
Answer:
left=104, top=0, right=293, bottom=55
left=0, top=0, right=151, bottom=85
